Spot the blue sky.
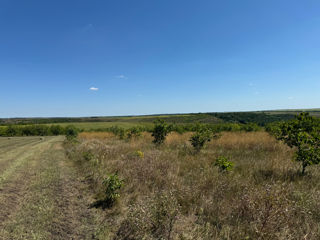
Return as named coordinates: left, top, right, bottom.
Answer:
left=1, top=0, right=320, bottom=117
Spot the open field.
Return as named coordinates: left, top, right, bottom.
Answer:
left=0, top=136, right=101, bottom=239
left=65, top=131, right=320, bottom=239
left=45, top=121, right=153, bottom=130
left=2, top=127, right=320, bottom=239
left=1, top=110, right=319, bottom=135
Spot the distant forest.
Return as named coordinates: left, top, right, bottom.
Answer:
left=0, top=111, right=300, bottom=126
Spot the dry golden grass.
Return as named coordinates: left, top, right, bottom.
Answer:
left=79, top=131, right=115, bottom=140
left=65, top=131, right=320, bottom=240
left=213, top=131, right=278, bottom=150
left=165, top=132, right=193, bottom=146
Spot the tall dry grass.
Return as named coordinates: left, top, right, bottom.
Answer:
left=65, top=131, right=320, bottom=240
left=79, top=132, right=116, bottom=140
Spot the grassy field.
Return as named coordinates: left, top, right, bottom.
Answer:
left=2, top=128, right=320, bottom=239
left=0, top=136, right=101, bottom=239
left=45, top=121, right=153, bottom=130
left=1, top=110, right=319, bottom=135
left=64, top=131, right=320, bottom=239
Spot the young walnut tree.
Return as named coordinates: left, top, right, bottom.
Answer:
left=275, top=113, right=320, bottom=174
left=152, top=119, right=170, bottom=145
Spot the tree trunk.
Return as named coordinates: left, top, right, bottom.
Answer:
left=302, top=163, right=307, bottom=175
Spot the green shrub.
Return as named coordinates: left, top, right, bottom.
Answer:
left=190, top=130, right=211, bottom=153
left=126, top=126, right=142, bottom=139
left=152, top=119, right=170, bottom=145
left=49, top=125, right=64, bottom=135
left=274, top=113, right=320, bottom=174
left=214, top=156, right=234, bottom=172
left=102, top=173, right=124, bottom=207
left=65, top=125, right=79, bottom=140
left=240, top=122, right=260, bottom=132
left=5, top=125, right=19, bottom=136
left=190, top=126, right=220, bottom=153
left=0, top=127, right=6, bottom=136
left=108, top=126, right=126, bottom=139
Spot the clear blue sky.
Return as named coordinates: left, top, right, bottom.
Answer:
left=1, top=0, right=320, bottom=117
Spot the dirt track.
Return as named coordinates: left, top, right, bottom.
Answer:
left=0, top=137, right=98, bottom=240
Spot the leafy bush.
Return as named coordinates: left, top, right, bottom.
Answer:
left=273, top=113, right=320, bottom=174
left=190, top=129, right=212, bottom=153
left=0, top=127, right=6, bottom=136
left=152, top=119, right=170, bottom=145
left=65, top=125, right=79, bottom=140
left=126, top=126, right=142, bottom=139
left=240, top=122, right=260, bottom=132
left=49, top=125, right=64, bottom=135
left=5, top=125, right=18, bottom=136
left=108, top=126, right=126, bottom=139
left=102, top=173, right=124, bottom=207
left=190, top=126, right=220, bottom=153
left=214, top=156, right=234, bottom=172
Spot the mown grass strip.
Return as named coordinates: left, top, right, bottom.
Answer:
left=1, top=136, right=95, bottom=239
left=0, top=138, right=57, bottom=187
left=0, top=138, right=42, bottom=159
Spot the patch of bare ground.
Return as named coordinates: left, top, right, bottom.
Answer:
left=0, top=137, right=99, bottom=240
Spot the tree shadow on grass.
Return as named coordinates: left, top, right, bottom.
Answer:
left=89, top=199, right=114, bottom=210
left=252, top=169, right=312, bottom=183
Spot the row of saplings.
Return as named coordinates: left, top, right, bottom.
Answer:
left=151, top=113, right=320, bottom=175
left=68, top=113, right=320, bottom=209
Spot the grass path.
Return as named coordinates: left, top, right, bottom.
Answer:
left=0, top=137, right=99, bottom=240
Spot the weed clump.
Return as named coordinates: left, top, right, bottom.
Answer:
left=214, top=156, right=234, bottom=172
left=134, top=150, right=144, bottom=159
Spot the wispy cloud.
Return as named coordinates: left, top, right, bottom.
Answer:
left=288, top=96, right=294, bottom=100
left=89, top=87, right=99, bottom=91
left=82, top=24, right=93, bottom=32
left=115, top=74, right=128, bottom=79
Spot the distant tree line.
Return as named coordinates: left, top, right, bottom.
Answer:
left=210, top=112, right=295, bottom=126
left=0, top=112, right=299, bottom=126
left=0, top=125, right=78, bottom=137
